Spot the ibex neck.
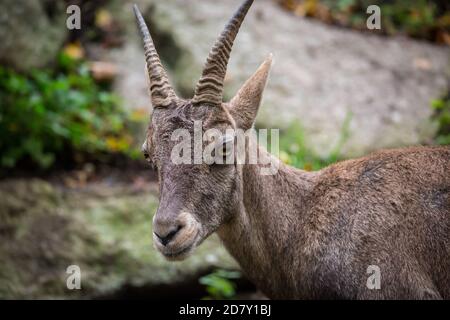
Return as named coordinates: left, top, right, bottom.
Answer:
left=218, top=146, right=317, bottom=298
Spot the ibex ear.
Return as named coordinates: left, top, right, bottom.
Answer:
left=228, top=54, right=272, bottom=130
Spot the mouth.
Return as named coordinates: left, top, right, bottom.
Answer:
left=152, top=211, right=203, bottom=261
left=154, top=230, right=201, bottom=261
left=161, top=244, right=195, bottom=261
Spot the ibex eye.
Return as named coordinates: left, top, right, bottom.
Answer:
left=141, top=144, right=155, bottom=169
left=217, top=140, right=233, bottom=157
left=141, top=141, right=150, bottom=160
left=213, top=134, right=235, bottom=165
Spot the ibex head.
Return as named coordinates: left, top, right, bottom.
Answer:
left=133, top=0, right=271, bottom=260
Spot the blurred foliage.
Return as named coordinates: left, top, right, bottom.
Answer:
left=277, top=0, right=450, bottom=44
left=431, top=93, right=450, bottom=145
left=65, top=0, right=125, bottom=48
left=274, top=112, right=352, bottom=171
left=0, top=53, right=144, bottom=170
left=199, top=269, right=241, bottom=300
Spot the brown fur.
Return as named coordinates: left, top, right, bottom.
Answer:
left=145, top=99, right=450, bottom=299
left=218, top=144, right=450, bottom=299
left=134, top=1, right=450, bottom=299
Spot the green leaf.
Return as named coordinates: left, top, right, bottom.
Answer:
left=199, top=269, right=240, bottom=300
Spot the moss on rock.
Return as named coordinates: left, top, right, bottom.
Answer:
left=0, top=179, right=237, bottom=299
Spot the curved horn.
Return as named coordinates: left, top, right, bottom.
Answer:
left=192, top=0, right=254, bottom=106
left=133, top=4, right=176, bottom=108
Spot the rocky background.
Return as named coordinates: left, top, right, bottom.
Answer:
left=0, top=176, right=237, bottom=299
left=0, top=0, right=449, bottom=299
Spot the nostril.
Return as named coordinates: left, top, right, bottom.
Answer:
left=154, top=225, right=182, bottom=246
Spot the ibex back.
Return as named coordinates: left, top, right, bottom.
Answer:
left=133, top=0, right=449, bottom=299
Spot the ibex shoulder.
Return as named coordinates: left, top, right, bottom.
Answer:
left=317, top=145, right=449, bottom=184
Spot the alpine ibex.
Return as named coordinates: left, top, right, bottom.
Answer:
left=133, top=0, right=449, bottom=299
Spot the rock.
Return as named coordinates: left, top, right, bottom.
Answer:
left=113, top=0, right=449, bottom=157
left=89, top=61, right=119, bottom=82
left=0, top=0, right=68, bottom=72
left=0, top=179, right=237, bottom=299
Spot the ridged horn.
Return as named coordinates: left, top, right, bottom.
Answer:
left=133, top=4, right=177, bottom=108
left=192, top=0, right=254, bottom=106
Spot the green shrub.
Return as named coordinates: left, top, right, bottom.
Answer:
left=0, top=53, right=143, bottom=169
left=199, top=269, right=241, bottom=300
left=431, top=94, right=450, bottom=145
left=278, top=0, right=450, bottom=43
left=271, top=112, right=352, bottom=171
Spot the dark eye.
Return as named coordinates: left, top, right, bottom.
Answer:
left=141, top=141, right=150, bottom=160
left=212, top=137, right=234, bottom=166
left=141, top=142, right=156, bottom=169
left=142, top=148, right=151, bottom=162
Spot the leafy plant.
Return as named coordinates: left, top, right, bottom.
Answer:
left=272, top=112, right=352, bottom=171
left=277, top=0, right=450, bottom=44
left=431, top=94, right=450, bottom=145
left=0, top=53, right=144, bottom=169
left=199, top=269, right=241, bottom=300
